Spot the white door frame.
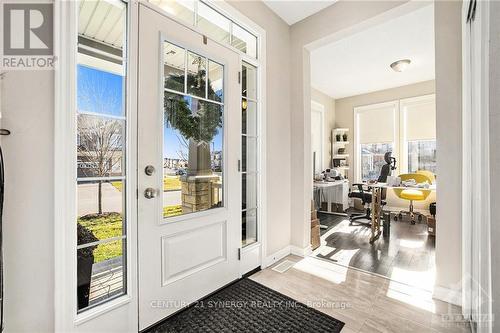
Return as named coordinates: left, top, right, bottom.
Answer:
left=311, top=101, right=325, bottom=173
left=461, top=0, right=492, bottom=331
left=54, top=0, right=267, bottom=331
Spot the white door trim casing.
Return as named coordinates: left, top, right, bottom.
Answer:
left=461, top=0, right=492, bottom=331
left=311, top=101, right=325, bottom=173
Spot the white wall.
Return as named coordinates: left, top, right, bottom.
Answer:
left=228, top=1, right=292, bottom=256
left=311, top=87, right=335, bottom=170
left=289, top=0, right=414, bottom=250
left=2, top=70, right=55, bottom=332
left=434, top=0, right=462, bottom=295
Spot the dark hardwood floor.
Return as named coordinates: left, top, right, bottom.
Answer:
left=312, top=212, right=435, bottom=289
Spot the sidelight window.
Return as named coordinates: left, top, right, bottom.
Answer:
left=241, top=62, right=258, bottom=247
left=76, top=0, right=128, bottom=312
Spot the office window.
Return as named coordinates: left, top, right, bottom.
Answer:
left=355, top=101, right=398, bottom=182
left=76, top=0, right=127, bottom=312
left=400, top=95, right=436, bottom=174
left=360, top=143, right=393, bottom=181
left=408, top=140, right=436, bottom=173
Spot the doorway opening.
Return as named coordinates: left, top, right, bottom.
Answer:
left=310, top=3, right=437, bottom=292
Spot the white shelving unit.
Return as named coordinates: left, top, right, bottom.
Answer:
left=331, top=128, right=350, bottom=178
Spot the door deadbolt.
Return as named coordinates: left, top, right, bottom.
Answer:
left=144, top=165, right=155, bottom=176
left=144, top=188, right=157, bottom=199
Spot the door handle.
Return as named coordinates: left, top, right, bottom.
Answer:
left=144, top=165, right=155, bottom=176
left=144, top=188, right=158, bottom=199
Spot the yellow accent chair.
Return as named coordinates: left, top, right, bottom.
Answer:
left=393, top=173, right=432, bottom=224
left=416, top=169, right=436, bottom=184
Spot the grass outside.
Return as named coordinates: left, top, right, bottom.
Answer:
left=164, top=176, right=181, bottom=191
left=111, top=181, right=123, bottom=192
left=86, top=177, right=182, bottom=262
left=164, top=205, right=182, bottom=217
left=112, top=176, right=181, bottom=192
left=78, top=213, right=123, bottom=263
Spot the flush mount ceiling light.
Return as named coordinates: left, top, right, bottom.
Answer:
left=390, top=59, right=411, bottom=72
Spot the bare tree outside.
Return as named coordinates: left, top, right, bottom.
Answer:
left=77, top=71, right=124, bottom=214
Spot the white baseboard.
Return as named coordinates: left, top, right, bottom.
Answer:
left=433, top=286, right=462, bottom=306
left=262, top=246, right=291, bottom=268
left=290, top=244, right=312, bottom=257
left=262, top=244, right=313, bottom=268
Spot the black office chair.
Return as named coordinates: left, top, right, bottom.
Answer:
left=348, top=152, right=396, bottom=226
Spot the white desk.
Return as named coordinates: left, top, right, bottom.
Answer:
left=313, top=180, right=349, bottom=215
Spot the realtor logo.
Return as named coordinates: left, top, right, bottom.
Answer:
left=2, top=3, right=54, bottom=69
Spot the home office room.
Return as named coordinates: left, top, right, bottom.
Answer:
left=310, top=3, right=439, bottom=293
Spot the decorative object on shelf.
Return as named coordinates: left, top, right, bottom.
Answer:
left=336, top=134, right=341, bottom=142
left=339, top=159, right=347, bottom=167
left=333, top=159, right=340, bottom=167
left=342, top=133, right=348, bottom=141
left=337, top=148, right=345, bottom=154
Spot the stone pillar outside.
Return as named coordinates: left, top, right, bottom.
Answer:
left=181, top=175, right=219, bottom=213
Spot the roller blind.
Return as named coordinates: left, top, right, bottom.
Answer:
left=357, top=102, right=397, bottom=144
left=401, top=96, right=436, bottom=141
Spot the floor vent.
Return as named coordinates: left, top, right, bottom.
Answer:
left=272, top=260, right=295, bottom=273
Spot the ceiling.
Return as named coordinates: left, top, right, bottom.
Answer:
left=78, top=0, right=126, bottom=48
left=262, top=1, right=337, bottom=25
left=311, top=4, right=435, bottom=99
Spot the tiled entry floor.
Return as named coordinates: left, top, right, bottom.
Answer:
left=251, top=256, right=470, bottom=333
left=312, top=212, right=436, bottom=291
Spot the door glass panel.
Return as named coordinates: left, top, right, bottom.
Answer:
left=242, top=99, right=257, bottom=136
left=164, top=42, right=186, bottom=93
left=242, top=136, right=257, bottom=173
left=197, top=2, right=230, bottom=44
left=232, top=24, right=257, bottom=58
left=242, top=209, right=257, bottom=247
left=242, top=173, right=257, bottom=210
left=241, top=62, right=257, bottom=100
left=187, top=51, right=207, bottom=98
left=163, top=43, right=224, bottom=218
left=208, top=60, right=223, bottom=102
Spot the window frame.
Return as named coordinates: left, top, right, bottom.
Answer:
left=55, top=0, right=137, bottom=328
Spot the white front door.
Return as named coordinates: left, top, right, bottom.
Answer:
left=137, top=4, right=241, bottom=330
